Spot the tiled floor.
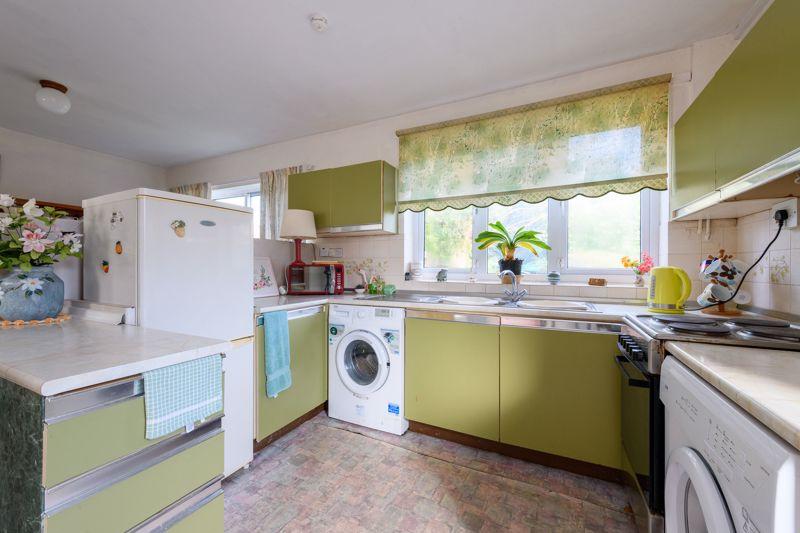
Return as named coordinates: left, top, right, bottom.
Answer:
left=224, top=413, right=637, bottom=532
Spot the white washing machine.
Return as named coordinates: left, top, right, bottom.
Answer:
left=661, top=357, right=799, bottom=533
left=328, top=304, right=408, bottom=435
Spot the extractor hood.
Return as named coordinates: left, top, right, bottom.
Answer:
left=671, top=147, right=800, bottom=221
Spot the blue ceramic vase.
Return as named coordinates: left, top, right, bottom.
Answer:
left=0, top=266, right=65, bottom=321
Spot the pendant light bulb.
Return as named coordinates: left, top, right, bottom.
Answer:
left=35, top=80, right=71, bottom=114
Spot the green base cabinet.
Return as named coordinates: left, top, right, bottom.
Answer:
left=168, top=494, right=224, bottom=533
left=499, top=327, right=621, bottom=469
left=256, top=306, right=328, bottom=442
left=405, top=316, right=499, bottom=440
left=45, top=433, right=223, bottom=533
left=288, top=161, right=397, bottom=235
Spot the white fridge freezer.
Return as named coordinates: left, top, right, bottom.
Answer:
left=82, top=188, right=255, bottom=476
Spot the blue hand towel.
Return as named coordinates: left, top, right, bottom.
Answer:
left=263, top=311, right=292, bottom=398
left=141, top=354, right=223, bottom=440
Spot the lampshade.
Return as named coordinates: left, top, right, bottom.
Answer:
left=280, top=209, right=317, bottom=240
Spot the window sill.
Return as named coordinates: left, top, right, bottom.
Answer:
left=388, top=278, right=647, bottom=301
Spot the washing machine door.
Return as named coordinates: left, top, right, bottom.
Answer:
left=665, top=447, right=734, bottom=533
left=336, top=330, right=390, bottom=396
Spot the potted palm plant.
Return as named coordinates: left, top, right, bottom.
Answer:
left=475, top=221, right=550, bottom=281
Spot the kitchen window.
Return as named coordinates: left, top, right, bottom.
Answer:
left=411, top=190, right=661, bottom=279
left=211, top=184, right=261, bottom=238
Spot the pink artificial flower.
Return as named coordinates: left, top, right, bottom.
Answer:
left=20, top=228, right=53, bottom=254
left=637, top=252, right=654, bottom=274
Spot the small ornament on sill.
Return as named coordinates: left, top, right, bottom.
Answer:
left=588, top=277, right=607, bottom=287
left=436, top=269, right=448, bottom=282
left=546, top=271, right=561, bottom=285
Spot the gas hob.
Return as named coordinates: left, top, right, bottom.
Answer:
left=621, top=313, right=800, bottom=374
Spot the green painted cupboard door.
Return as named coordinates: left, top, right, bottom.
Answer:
left=499, top=327, right=621, bottom=468
left=672, top=81, right=719, bottom=211
left=711, top=0, right=800, bottom=188
left=330, top=161, right=384, bottom=227
left=405, top=317, right=499, bottom=440
left=256, top=308, right=328, bottom=442
left=288, top=170, right=331, bottom=229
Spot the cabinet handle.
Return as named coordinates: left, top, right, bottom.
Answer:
left=615, top=355, right=649, bottom=388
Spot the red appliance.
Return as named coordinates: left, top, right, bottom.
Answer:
left=286, top=263, right=344, bottom=295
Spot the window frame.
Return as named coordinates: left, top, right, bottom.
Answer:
left=410, top=190, right=661, bottom=281
left=211, top=182, right=261, bottom=238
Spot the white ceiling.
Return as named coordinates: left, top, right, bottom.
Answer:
left=0, top=0, right=759, bottom=167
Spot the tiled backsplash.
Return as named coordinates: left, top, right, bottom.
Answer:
left=736, top=210, right=800, bottom=315
left=667, top=218, right=738, bottom=300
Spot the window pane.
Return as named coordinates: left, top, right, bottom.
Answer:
left=424, top=208, right=473, bottom=269
left=486, top=202, right=548, bottom=274
left=567, top=192, right=640, bottom=269
left=217, top=195, right=247, bottom=207
left=250, top=194, right=261, bottom=238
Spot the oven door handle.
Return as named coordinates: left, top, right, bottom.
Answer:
left=615, top=355, right=650, bottom=388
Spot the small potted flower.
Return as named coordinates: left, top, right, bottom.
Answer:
left=0, top=194, right=83, bottom=321
left=621, top=252, right=654, bottom=287
left=475, top=221, right=550, bottom=282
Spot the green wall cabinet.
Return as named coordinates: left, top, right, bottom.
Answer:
left=288, top=161, right=397, bottom=236
left=405, top=316, right=500, bottom=440
left=672, top=0, right=800, bottom=212
left=499, top=326, right=621, bottom=469
left=256, top=306, right=328, bottom=443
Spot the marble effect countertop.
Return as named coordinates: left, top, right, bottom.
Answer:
left=254, top=293, right=647, bottom=323
left=0, top=319, right=230, bottom=396
left=666, top=341, right=800, bottom=452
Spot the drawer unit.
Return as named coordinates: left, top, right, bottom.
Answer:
left=43, top=423, right=224, bottom=533
left=43, top=375, right=223, bottom=488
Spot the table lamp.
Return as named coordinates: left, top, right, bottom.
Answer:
left=280, top=209, right=317, bottom=266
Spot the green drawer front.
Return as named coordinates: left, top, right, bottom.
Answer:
left=168, top=494, right=224, bottom=533
left=45, top=392, right=222, bottom=488
left=256, top=309, right=328, bottom=442
left=45, top=433, right=223, bottom=533
left=405, top=318, right=500, bottom=440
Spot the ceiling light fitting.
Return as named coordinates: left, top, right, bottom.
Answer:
left=36, top=79, right=71, bottom=114
left=310, top=14, right=328, bottom=32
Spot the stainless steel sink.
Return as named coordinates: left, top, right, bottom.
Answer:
left=353, top=292, right=598, bottom=312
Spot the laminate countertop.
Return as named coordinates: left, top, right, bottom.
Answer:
left=0, top=319, right=230, bottom=396
left=254, top=293, right=647, bottom=323
left=666, top=341, right=800, bottom=452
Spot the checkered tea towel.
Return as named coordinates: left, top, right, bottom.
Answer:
left=141, top=354, right=223, bottom=439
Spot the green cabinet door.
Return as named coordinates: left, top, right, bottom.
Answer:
left=256, top=307, right=328, bottom=442
left=288, top=169, right=331, bottom=229
left=499, top=327, right=621, bottom=468
left=672, top=0, right=800, bottom=209
left=405, top=317, right=499, bottom=440
left=330, top=161, right=384, bottom=227
left=711, top=0, right=800, bottom=188
left=672, top=82, right=719, bottom=211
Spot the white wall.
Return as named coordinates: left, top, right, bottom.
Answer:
left=0, top=126, right=166, bottom=205
left=167, top=38, right=735, bottom=188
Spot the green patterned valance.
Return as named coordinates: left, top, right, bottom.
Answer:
left=397, top=77, right=669, bottom=212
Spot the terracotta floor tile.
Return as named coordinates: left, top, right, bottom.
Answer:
left=224, top=413, right=637, bottom=532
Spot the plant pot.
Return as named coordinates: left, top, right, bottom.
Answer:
left=0, top=266, right=65, bottom=321
left=498, top=258, right=523, bottom=284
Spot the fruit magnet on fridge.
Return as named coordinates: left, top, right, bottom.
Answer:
left=170, top=220, right=186, bottom=238
left=115, top=241, right=123, bottom=254
left=101, top=260, right=110, bottom=273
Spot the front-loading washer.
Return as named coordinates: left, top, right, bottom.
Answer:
left=328, top=304, right=408, bottom=435
left=661, top=357, right=799, bottom=533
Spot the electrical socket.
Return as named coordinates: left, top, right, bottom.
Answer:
left=319, top=247, right=330, bottom=257
left=771, top=198, right=798, bottom=229
left=332, top=248, right=343, bottom=258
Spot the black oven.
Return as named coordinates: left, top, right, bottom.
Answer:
left=616, top=335, right=664, bottom=516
